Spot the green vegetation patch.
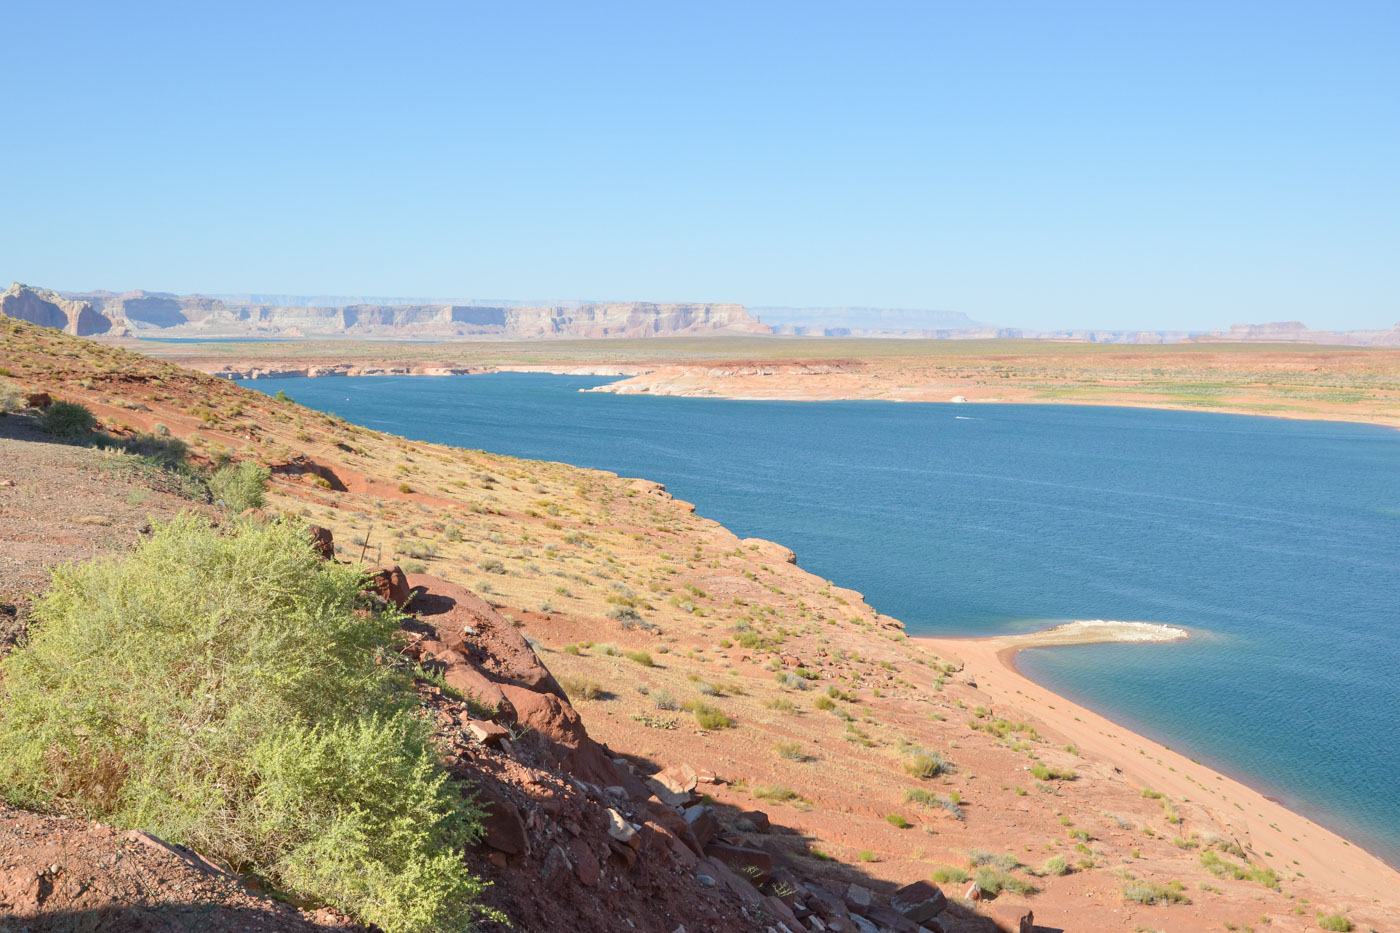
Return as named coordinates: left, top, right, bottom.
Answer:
left=0, top=515, right=497, bottom=933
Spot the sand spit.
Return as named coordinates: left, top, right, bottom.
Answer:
left=917, top=624, right=1400, bottom=907
left=997, top=618, right=1189, bottom=649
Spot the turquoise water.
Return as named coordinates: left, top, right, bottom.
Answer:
left=238, top=373, right=1400, bottom=864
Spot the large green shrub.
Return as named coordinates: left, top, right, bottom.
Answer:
left=0, top=514, right=496, bottom=932
left=0, top=377, right=22, bottom=414
left=39, top=400, right=96, bottom=438
left=209, top=460, right=271, bottom=511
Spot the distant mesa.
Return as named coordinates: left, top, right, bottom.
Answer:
left=1, top=283, right=770, bottom=340
left=4, top=282, right=1397, bottom=345
left=1, top=283, right=112, bottom=337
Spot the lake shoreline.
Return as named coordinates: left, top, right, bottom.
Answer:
left=141, top=335, right=1400, bottom=431
left=915, top=626, right=1400, bottom=897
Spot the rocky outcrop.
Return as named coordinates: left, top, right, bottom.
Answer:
left=0, top=283, right=112, bottom=336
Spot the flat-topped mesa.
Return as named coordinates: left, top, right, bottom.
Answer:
left=0, top=283, right=772, bottom=339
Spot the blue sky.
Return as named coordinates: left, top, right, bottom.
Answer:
left=3, top=1, right=1396, bottom=331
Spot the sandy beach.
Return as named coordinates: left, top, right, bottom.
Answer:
left=916, top=623, right=1400, bottom=910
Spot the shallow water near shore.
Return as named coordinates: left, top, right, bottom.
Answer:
left=239, top=372, right=1400, bottom=864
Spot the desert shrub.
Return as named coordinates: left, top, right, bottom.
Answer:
left=970, top=850, right=1021, bottom=872
left=1317, top=913, right=1353, bottom=932
left=973, top=866, right=1034, bottom=897
left=903, top=748, right=953, bottom=779
left=624, top=650, right=654, bottom=667
left=652, top=690, right=679, bottom=711
left=208, top=460, right=270, bottom=511
left=478, top=557, right=507, bottom=574
left=1122, top=879, right=1189, bottom=905
left=813, top=694, right=836, bottom=711
left=1030, top=763, right=1077, bottom=781
left=886, top=814, right=910, bottom=829
left=754, top=784, right=801, bottom=803
left=931, top=865, right=968, bottom=884
left=1040, top=855, right=1069, bottom=876
left=0, top=515, right=496, bottom=933
left=685, top=700, right=733, bottom=729
left=0, top=377, right=22, bottom=414
left=40, top=400, right=96, bottom=439
left=774, top=741, right=807, bottom=761
left=558, top=675, right=605, bottom=701
left=1200, top=849, right=1279, bottom=888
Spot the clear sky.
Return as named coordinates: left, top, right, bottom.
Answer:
left=3, top=1, right=1397, bottom=331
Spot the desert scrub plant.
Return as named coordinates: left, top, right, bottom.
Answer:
left=558, top=675, right=605, bottom=701
left=624, top=650, right=654, bottom=667
left=684, top=700, right=734, bottom=730
left=208, top=460, right=270, bottom=512
left=0, top=377, right=21, bottom=414
left=931, top=865, right=968, bottom=884
left=973, top=866, right=1034, bottom=897
left=1030, top=763, right=1077, bottom=781
left=1200, top=850, right=1279, bottom=888
left=903, top=748, right=954, bottom=779
left=754, top=784, right=803, bottom=803
left=1316, top=912, right=1353, bottom=931
left=39, top=400, right=96, bottom=439
left=0, top=515, right=497, bottom=933
left=1122, top=878, right=1189, bottom=905
left=1039, top=855, right=1069, bottom=876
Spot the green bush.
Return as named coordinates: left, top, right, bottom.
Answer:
left=0, top=515, right=496, bottom=933
left=208, top=460, right=270, bottom=511
left=1317, top=912, right=1353, bottom=932
left=685, top=700, right=733, bottom=729
left=903, top=748, right=953, bottom=779
left=1122, top=879, right=1189, bottom=905
left=40, top=400, right=96, bottom=438
left=0, top=377, right=22, bottom=414
left=1040, top=855, right=1069, bottom=876
left=973, top=866, right=1034, bottom=897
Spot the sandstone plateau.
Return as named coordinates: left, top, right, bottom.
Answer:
left=0, top=283, right=770, bottom=339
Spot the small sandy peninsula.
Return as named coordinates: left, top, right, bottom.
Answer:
left=916, top=621, right=1400, bottom=909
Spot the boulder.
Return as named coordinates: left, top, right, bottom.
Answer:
left=865, top=906, right=921, bottom=932
left=654, top=763, right=698, bottom=795
left=478, top=791, right=529, bottom=857
left=443, top=664, right=511, bottom=716
left=466, top=719, right=510, bottom=746
left=23, top=392, right=51, bottom=409
left=845, top=883, right=873, bottom=914
left=738, top=809, right=771, bottom=833
left=890, top=880, right=947, bottom=923
left=367, top=566, right=412, bottom=608
left=682, top=804, right=716, bottom=846
left=606, top=808, right=636, bottom=843
left=702, top=843, right=773, bottom=885
left=307, top=525, right=335, bottom=560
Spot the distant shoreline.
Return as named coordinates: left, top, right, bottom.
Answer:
left=193, top=359, right=1400, bottom=431
left=915, top=624, right=1400, bottom=895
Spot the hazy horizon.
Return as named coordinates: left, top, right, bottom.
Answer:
left=3, top=3, right=1396, bottom=332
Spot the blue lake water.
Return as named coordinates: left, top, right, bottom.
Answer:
left=238, top=373, right=1400, bottom=864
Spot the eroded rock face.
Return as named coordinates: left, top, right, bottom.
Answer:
left=0, top=283, right=111, bottom=336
